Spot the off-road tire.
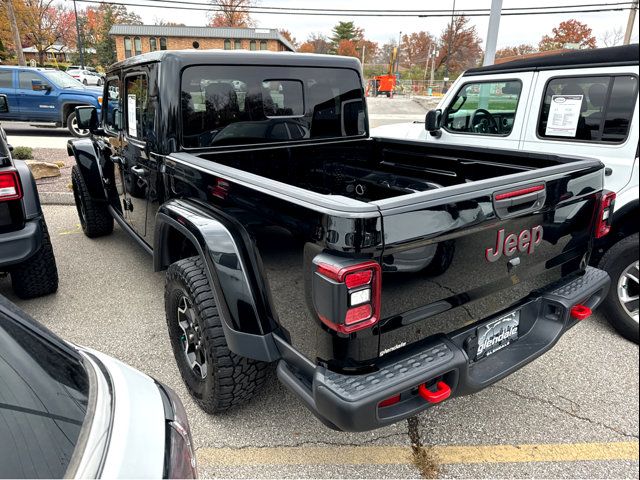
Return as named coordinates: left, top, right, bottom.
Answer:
left=165, top=256, right=269, bottom=413
left=71, top=165, right=114, bottom=238
left=11, top=220, right=59, bottom=299
left=599, top=234, right=639, bottom=343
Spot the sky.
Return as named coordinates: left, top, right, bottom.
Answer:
left=129, top=0, right=639, bottom=49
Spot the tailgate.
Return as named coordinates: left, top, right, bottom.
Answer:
left=375, top=161, right=603, bottom=355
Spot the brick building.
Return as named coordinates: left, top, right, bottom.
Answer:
left=109, top=25, right=295, bottom=62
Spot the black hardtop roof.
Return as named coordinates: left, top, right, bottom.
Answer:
left=465, top=44, right=639, bottom=76
left=109, top=49, right=362, bottom=73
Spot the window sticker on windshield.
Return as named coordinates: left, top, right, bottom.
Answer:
left=545, top=95, right=583, bottom=137
left=127, top=94, right=137, bottom=137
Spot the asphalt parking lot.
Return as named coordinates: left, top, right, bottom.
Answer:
left=1, top=205, right=638, bottom=479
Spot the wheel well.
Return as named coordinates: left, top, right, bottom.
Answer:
left=157, top=224, right=200, bottom=271
left=62, top=104, right=81, bottom=125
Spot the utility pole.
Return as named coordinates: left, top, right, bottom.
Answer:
left=624, top=0, right=638, bottom=45
left=444, top=0, right=456, bottom=91
left=396, top=31, right=402, bottom=75
left=5, top=0, right=26, bottom=66
left=483, top=0, right=503, bottom=66
left=73, top=0, right=85, bottom=69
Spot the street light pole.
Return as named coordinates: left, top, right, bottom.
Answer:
left=624, top=0, right=638, bottom=44
left=483, top=0, right=503, bottom=66
left=444, top=0, right=456, bottom=90
left=73, top=0, right=85, bottom=69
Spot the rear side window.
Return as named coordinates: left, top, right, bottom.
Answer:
left=0, top=71, right=13, bottom=88
left=181, top=65, right=365, bottom=148
left=444, top=80, right=522, bottom=135
left=538, top=75, right=638, bottom=143
left=19, top=71, right=44, bottom=90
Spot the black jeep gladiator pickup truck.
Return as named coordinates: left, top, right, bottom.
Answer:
left=0, top=94, right=58, bottom=299
left=68, top=51, right=612, bottom=432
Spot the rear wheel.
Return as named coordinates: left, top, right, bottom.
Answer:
left=11, top=220, right=58, bottom=299
left=165, top=256, right=269, bottom=413
left=83, top=79, right=88, bottom=86
left=71, top=165, right=113, bottom=238
left=599, top=234, right=639, bottom=343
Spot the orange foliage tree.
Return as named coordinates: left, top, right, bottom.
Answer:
left=208, top=0, right=255, bottom=28
left=539, top=19, right=597, bottom=51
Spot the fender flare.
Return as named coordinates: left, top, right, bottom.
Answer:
left=67, top=138, right=108, bottom=202
left=154, top=199, right=280, bottom=363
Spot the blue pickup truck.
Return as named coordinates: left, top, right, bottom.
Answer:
left=0, top=66, right=102, bottom=137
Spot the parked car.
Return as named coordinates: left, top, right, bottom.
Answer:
left=68, top=50, right=611, bottom=432
left=67, top=68, right=104, bottom=87
left=67, top=65, right=100, bottom=74
left=0, top=294, right=197, bottom=478
left=0, top=66, right=102, bottom=137
left=372, top=45, right=639, bottom=343
left=0, top=94, right=58, bottom=299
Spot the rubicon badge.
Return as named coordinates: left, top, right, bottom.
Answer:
left=485, top=225, right=543, bottom=263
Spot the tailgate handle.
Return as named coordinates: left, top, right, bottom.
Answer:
left=493, top=184, right=546, bottom=219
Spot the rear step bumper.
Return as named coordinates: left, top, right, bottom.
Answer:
left=276, top=267, right=610, bottom=432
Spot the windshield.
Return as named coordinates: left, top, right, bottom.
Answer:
left=46, top=70, right=85, bottom=89
left=0, top=302, right=89, bottom=478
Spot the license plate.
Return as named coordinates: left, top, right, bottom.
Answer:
left=475, top=310, right=520, bottom=360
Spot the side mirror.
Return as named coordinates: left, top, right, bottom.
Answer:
left=75, top=106, right=99, bottom=133
left=0, top=94, right=9, bottom=113
left=31, top=79, right=51, bottom=92
left=425, top=109, right=442, bottom=137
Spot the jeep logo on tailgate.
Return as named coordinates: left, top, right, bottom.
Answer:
left=485, top=225, right=543, bottom=263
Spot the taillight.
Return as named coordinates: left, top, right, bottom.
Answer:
left=595, top=191, right=616, bottom=239
left=0, top=170, right=22, bottom=201
left=313, top=259, right=381, bottom=334
left=161, top=384, right=197, bottom=479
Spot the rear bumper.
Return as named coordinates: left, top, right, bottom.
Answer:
left=0, top=216, right=43, bottom=269
left=277, top=267, right=610, bottom=432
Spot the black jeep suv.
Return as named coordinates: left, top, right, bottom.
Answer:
left=0, top=94, right=58, bottom=299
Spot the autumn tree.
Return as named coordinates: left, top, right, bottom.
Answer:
left=539, top=19, right=596, bottom=51
left=435, top=16, right=483, bottom=77
left=330, top=21, right=363, bottom=52
left=279, top=29, right=298, bottom=49
left=84, top=4, right=141, bottom=67
left=208, top=0, right=255, bottom=28
left=298, top=32, right=330, bottom=54
left=400, top=31, right=436, bottom=69
left=336, top=39, right=359, bottom=58
left=495, top=44, right=536, bottom=59
left=355, top=39, right=378, bottom=64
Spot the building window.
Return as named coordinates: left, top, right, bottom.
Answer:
left=160, top=37, right=167, bottom=50
left=192, top=41, right=200, bottom=49
left=234, top=39, right=242, bottom=49
left=124, top=36, right=132, bottom=58
left=150, top=37, right=157, bottom=52
left=260, top=41, right=267, bottom=50
left=250, top=40, right=256, bottom=51
left=224, top=39, right=231, bottom=50
left=134, top=36, right=142, bottom=56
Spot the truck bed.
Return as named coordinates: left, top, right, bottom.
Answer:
left=194, top=138, right=564, bottom=203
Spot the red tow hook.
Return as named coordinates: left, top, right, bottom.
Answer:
left=570, top=304, right=592, bottom=321
left=418, top=381, right=451, bottom=404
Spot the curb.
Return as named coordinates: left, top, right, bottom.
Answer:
left=39, top=192, right=75, bottom=205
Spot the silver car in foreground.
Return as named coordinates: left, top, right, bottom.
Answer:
left=0, top=295, right=197, bottom=478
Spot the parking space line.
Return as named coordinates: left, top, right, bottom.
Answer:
left=196, top=441, right=639, bottom=466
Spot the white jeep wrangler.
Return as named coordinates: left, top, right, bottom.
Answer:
left=372, top=44, right=639, bottom=343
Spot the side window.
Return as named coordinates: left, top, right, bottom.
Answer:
left=0, top=71, right=13, bottom=88
left=538, top=75, right=638, bottom=143
left=444, top=80, right=522, bottom=135
left=124, top=75, right=149, bottom=140
left=124, top=37, right=132, bottom=58
left=19, top=71, right=45, bottom=90
left=104, top=78, right=121, bottom=133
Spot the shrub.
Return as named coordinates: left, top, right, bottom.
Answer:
left=12, top=146, right=33, bottom=160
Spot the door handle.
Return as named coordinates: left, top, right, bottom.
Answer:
left=111, top=155, right=124, bottom=165
left=131, top=166, right=149, bottom=178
